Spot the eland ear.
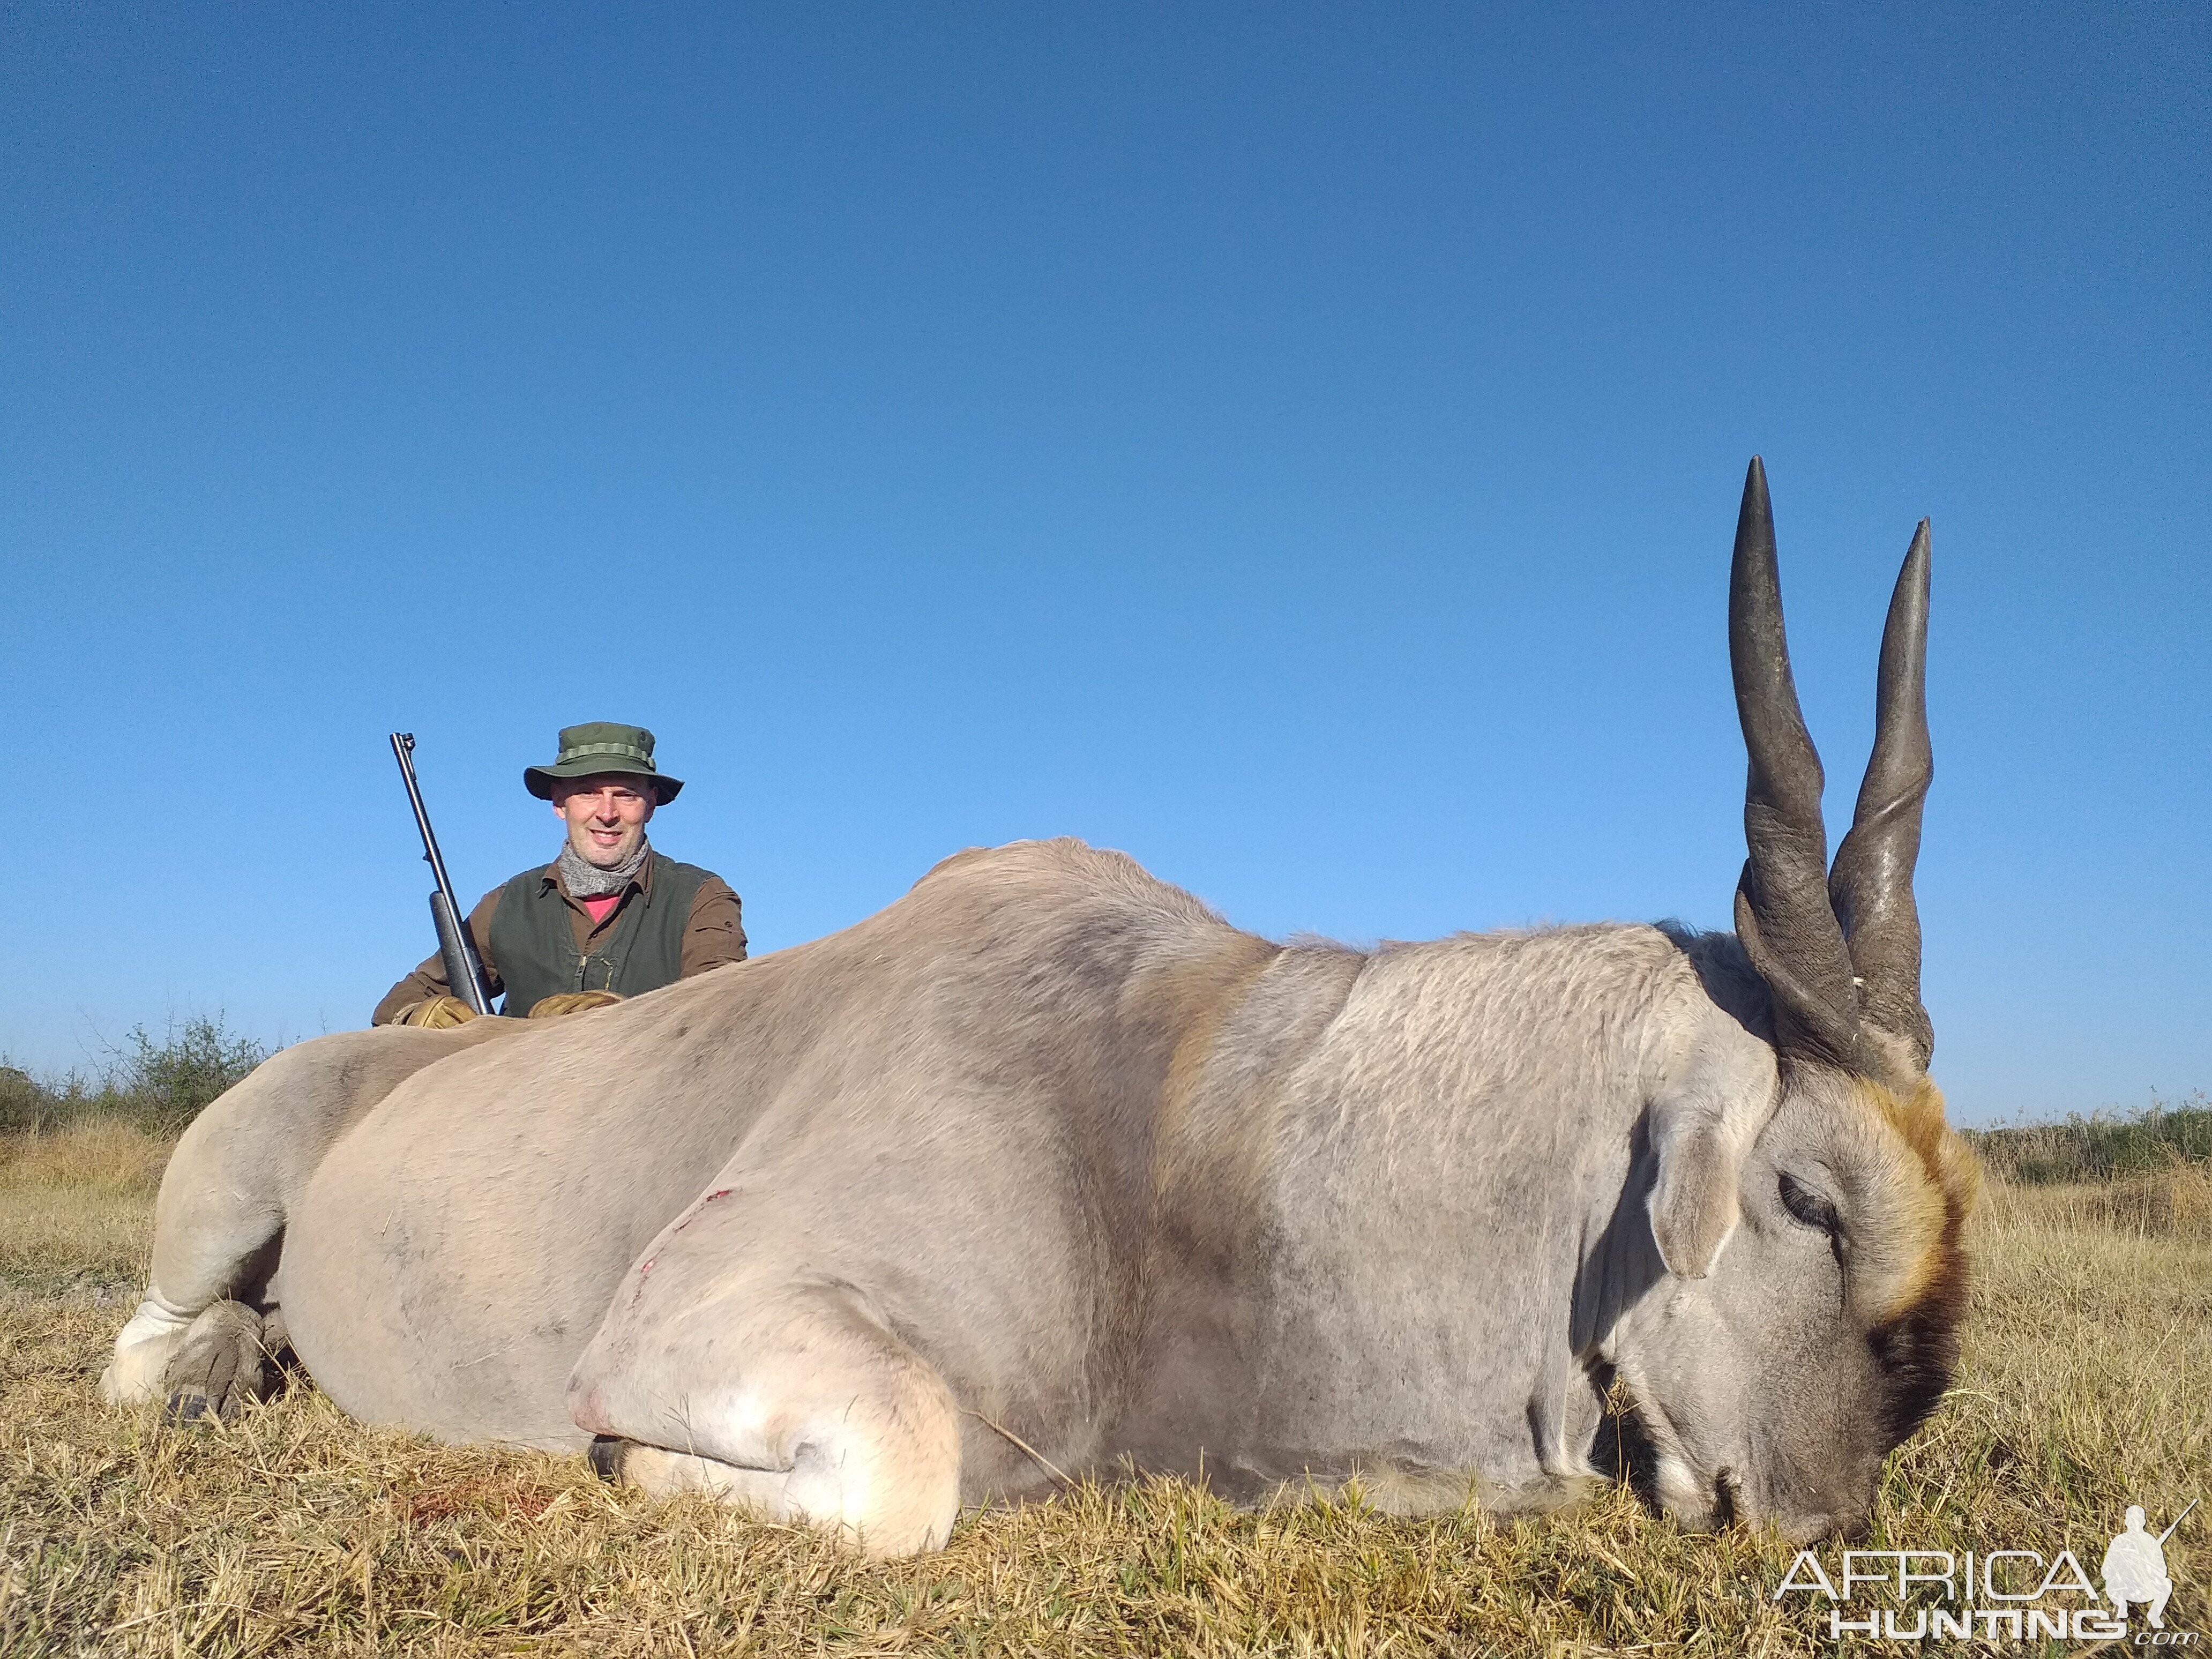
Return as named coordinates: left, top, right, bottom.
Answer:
left=1643, top=1033, right=1774, bottom=1279
left=1647, top=1118, right=1742, bottom=1279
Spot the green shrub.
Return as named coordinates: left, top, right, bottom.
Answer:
left=1964, top=1094, right=2212, bottom=1185
left=104, top=1015, right=269, bottom=1131
left=0, top=1015, right=271, bottom=1137
left=0, top=1065, right=48, bottom=1136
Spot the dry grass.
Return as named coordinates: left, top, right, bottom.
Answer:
left=1979, top=1159, right=2212, bottom=1244
left=0, top=1121, right=167, bottom=1298
left=0, top=1122, right=2203, bottom=1656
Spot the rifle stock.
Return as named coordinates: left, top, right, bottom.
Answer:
left=429, top=890, right=488, bottom=1016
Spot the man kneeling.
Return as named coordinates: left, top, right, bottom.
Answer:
left=375, top=722, right=745, bottom=1025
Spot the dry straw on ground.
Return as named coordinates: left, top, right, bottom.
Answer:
left=2, top=1120, right=2204, bottom=1656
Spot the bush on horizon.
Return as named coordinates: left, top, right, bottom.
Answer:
left=0, top=1014, right=270, bottom=1137
left=1963, top=1092, right=2212, bottom=1184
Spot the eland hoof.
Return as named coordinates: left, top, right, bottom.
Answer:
left=158, top=1302, right=273, bottom=1424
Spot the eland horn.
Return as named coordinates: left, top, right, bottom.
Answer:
left=1728, top=457, right=1864, bottom=1072
left=1827, top=521, right=1935, bottom=1088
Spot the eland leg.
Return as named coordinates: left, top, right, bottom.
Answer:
left=100, top=1090, right=288, bottom=1409
left=101, top=1024, right=510, bottom=1408
left=569, top=1282, right=964, bottom=1558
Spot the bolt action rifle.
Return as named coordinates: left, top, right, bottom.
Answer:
left=389, top=733, right=496, bottom=1015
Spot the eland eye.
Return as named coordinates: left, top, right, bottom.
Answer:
left=1778, top=1171, right=1842, bottom=1236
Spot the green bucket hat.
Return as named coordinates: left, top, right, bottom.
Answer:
left=523, top=722, right=684, bottom=802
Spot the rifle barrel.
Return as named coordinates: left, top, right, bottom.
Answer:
left=2157, top=1497, right=2197, bottom=1545
left=390, top=733, right=494, bottom=1015
left=391, top=733, right=462, bottom=900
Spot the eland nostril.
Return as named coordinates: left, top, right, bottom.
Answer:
left=586, top=1435, right=628, bottom=1483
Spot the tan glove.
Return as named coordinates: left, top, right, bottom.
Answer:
left=527, top=991, right=624, bottom=1020
left=389, top=996, right=481, bottom=1028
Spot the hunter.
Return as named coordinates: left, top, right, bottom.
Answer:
left=374, top=723, right=746, bottom=1026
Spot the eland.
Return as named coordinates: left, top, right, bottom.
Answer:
left=102, top=459, right=1979, bottom=1554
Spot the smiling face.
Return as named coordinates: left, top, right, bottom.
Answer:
left=551, top=773, right=658, bottom=870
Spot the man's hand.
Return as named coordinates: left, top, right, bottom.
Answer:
left=527, top=991, right=624, bottom=1020
left=388, top=996, right=481, bottom=1028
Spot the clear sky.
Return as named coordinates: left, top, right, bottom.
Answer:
left=5, top=5, right=2206, bottom=1122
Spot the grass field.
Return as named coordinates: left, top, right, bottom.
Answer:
left=1, top=1115, right=2204, bottom=1656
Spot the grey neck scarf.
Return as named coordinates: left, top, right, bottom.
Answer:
left=556, top=835, right=651, bottom=900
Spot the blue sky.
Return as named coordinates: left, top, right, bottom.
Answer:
left=5, top=5, right=2206, bottom=1122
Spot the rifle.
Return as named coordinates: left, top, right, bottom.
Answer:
left=389, top=733, right=496, bottom=1015
left=2158, top=1498, right=2198, bottom=1546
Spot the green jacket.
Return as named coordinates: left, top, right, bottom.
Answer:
left=487, top=853, right=712, bottom=1014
